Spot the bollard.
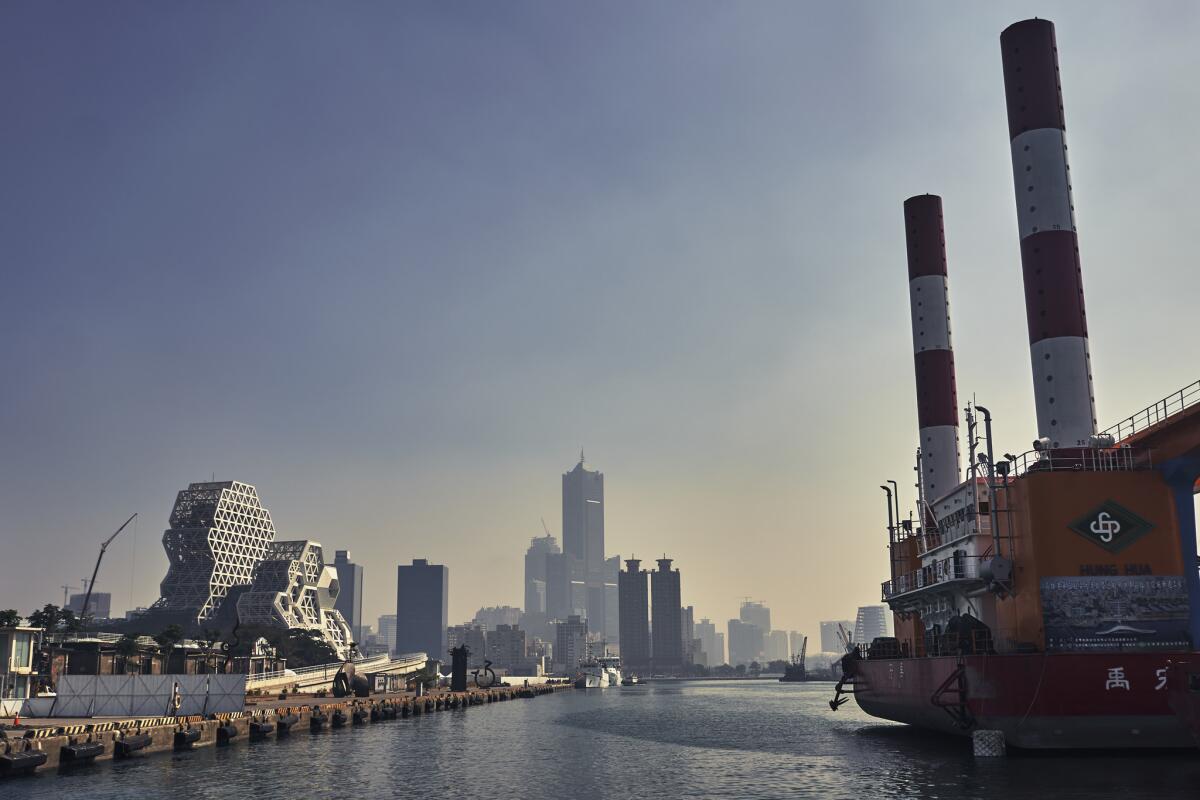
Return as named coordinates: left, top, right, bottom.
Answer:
left=972, top=729, right=1006, bottom=757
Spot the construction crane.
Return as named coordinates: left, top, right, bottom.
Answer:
left=80, top=513, right=137, bottom=623
left=837, top=622, right=854, bottom=654
left=541, top=517, right=552, bottom=537
left=60, top=584, right=80, bottom=608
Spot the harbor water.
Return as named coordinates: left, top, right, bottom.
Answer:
left=11, top=681, right=1200, bottom=799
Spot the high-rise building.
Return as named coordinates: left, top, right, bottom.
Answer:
left=486, top=624, right=527, bottom=671
left=765, top=629, right=791, bottom=662
left=544, top=552, right=576, bottom=622
left=524, top=534, right=560, bottom=614
left=819, top=620, right=854, bottom=654
left=650, top=558, right=682, bottom=672
left=68, top=592, right=111, bottom=620
left=714, top=632, right=725, bottom=666
left=396, top=559, right=448, bottom=660
left=739, top=601, right=771, bottom=633
left=727, top=619, right=763, bottom=666
left=377, top=614, right=397, bottom=654
left=681, top=605, right=696, bottom=665
left=447, top=624, right=487, bottom=657
left=562, top=454, right=606, bottom=629
left=695, top=618, right=719, bottom=667
left=562, top=454, right=604, bottom=579
left=473, top=606, right=522, bottom=629
left=332, top=550, right=364, bottom=640
left=618, top=559, right=650, bottom=671
left=854, top=605, right=890, bottom=645
left=554, top=614, right=588, bottom=673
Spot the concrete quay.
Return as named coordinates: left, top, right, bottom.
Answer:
left=0, top=683, right=569, bottom=779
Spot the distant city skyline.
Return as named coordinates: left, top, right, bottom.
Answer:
left=5, top=4, right=1199, bottom=647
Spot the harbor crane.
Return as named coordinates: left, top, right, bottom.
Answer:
left=80, top=513, right=138, bottom=623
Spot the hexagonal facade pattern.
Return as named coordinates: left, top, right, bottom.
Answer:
left=236, top=540, right=354, bottom=659
left=148, top=480, right=353, bottom=658
left=153, top=481, right=276, bottom=623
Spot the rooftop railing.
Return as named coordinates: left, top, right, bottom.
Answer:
left=1007, top=444, right=1152, bottom=479
left=1101, top=379, right=1200, bottom=443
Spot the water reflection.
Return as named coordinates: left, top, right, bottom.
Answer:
left=8, top=682, right=1200, bottom=799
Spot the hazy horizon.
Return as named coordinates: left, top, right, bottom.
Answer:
left=3, top=1, right=1199, bottom=647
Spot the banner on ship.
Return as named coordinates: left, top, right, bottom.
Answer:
left=1040, top=575, right=1190, bottom=652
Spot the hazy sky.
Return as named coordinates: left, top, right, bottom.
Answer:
left=3, top=2, right=1199, bottom=647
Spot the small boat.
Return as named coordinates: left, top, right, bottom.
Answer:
left=621, top=675, right=639, bottom=686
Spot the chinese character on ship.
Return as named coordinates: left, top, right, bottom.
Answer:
left=829, top=18, right=1200, bottom=750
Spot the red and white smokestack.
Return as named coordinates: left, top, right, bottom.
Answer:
left=1001, top=19, right=1097, bottom=448
left=905, top=194, right=960, bottom=502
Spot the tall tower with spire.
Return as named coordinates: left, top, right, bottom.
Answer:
left=562, top=452, right=607, bottom=635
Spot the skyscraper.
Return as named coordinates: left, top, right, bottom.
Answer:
left=727, top=619, right=763, bottom=666
left=853, top=605, right=890, bottom=645
left=650, top=558, right=682, bottom=672
left=765, top=629, right=790, bottom=662
left=524, top=534, right=560, bottom=615
left=377, top=614, right=397, bottom=654
left=714, top=632, right=725, bottom=666
left=695, top=618, right=719, bottom=667
left=680, top=605, right=696, bottom=665
left=739, top=601, right=771, bottom=633
left=68, top=592, right=111, bottom=620
left=562, top=454, right=606, bottom=629
left=819, top=620, right=853, bottom=654
left=562, top=454, right=604, bottom=577
left=332, top=550, right=364, bottom=640
left=554, top=614, right=588, bottom=673
left=396, top=559, right=448, bottom=659
left=618, top=559, right=650, bottom=671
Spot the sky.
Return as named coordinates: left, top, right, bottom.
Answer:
left=2, top=1, right=1199, bottom=650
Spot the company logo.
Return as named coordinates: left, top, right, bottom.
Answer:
left=1068, top=502, right=1154, bottom=554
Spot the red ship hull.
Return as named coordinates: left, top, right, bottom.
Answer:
left=852, top=652, right=1195, bottom=749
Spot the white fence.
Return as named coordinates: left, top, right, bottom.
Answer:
left=44, top=674, right=246, bottom=718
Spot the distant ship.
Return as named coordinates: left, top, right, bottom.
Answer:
left=580, top=655, right=622, bottom=688
left=779, top=636, right=808, bottom=682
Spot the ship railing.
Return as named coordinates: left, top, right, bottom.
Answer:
left=1100, top=378, right=1200, bottom=443
left=882, top=554, right=985, bottom=600
left=1006, top=445, right=1153, bottom=479
left=915, top=518, right=991, bottom=556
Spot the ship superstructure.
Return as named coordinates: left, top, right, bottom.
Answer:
left=834, top=18, right=1200, bottom=749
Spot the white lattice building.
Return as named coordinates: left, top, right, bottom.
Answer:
left=236, top=540, right=354, bottom=658
left=148, top=480, right=353, bottom=659
left=154, top=481, right=276, bottom=623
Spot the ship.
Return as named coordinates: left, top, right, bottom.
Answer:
left=580, top=655, right=623, bottom=688
left=779, top=636, right=808, bottom=682
left=829, top=18, right=1200, bottom=750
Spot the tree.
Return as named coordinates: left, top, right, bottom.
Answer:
left=154, top=624, right=185, bottom=653
left=28, top=604, right=64, bottom=631
left=766, top=659, right=789, bottom=674
left=279, top=628, right=338, bottom=668
left=196, top=628, right=224, bottom=673
left=115, top=634, right=142, bottom=674
left=0, top=609, right=20, bottom=628
left=748, top=660, right=762, bottom=676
